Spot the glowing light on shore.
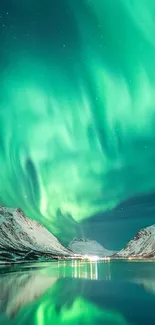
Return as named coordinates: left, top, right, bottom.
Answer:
left=105, top=257, right=111, bottom=261
left=80, top=255, right=111, bottom=261
left=84, top=255, right=99, bottom=261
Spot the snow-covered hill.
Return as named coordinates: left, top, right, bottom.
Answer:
left=68, top=238, right=115, bottom=257
left=0, top=205, right=72, bottom=263
left=116, top=225, right=155, bottom=258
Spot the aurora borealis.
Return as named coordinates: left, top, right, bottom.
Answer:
left=1, top=0, right=155, bottom=249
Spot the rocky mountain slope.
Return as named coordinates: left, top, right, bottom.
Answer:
left=116, top=225, right=155, bottom=258
left=68, top=238, right=115, bottom=257
left=0, top=205, right=72, bottom=263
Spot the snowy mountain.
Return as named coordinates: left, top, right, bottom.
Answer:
left=68, top=238, right=115, bottom=257
left=116, top=225, right=155, bottom=258
left=0, top=205, right=72, bottom=263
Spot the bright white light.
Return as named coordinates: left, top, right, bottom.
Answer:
left=105, top=256, right=110, bottom=261
left=79, top=255, right=111, bottom=261
left=83, top=255, right=100, bottom=261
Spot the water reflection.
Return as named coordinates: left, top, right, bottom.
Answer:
left=0, top=261, right=155, bottom=324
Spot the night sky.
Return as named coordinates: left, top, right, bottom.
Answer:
left=1, top=0, right=155, bottom=250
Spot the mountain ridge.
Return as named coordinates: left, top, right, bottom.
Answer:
left=0, top=205, right=72, bottom=263
left=116, top=225, right=155, bottom=258
left=68, top=238, right=115, bottom=257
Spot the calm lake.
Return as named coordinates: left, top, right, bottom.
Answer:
left=0, top=260, right=155, bottom=325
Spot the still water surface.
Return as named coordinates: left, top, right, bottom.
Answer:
left=0, top=260, right=155, bottom=325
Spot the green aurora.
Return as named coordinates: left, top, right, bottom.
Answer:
left=1, top=0, right=155, bottom=247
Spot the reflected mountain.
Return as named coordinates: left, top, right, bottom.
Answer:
left=0, top=261, right=155, bottom=324
left=0, top=269, right=57, bottom=318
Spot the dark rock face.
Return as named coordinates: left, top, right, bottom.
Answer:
left=0, top=205, right=72, bottom=263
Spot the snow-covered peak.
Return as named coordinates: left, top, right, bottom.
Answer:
left=117, top=225, right=155, bottom=258
left=68, top=238, right=115, bottom=257
left=0, top=205, right=71, bottom=263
